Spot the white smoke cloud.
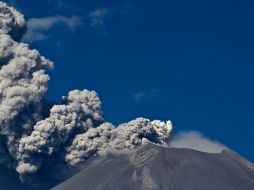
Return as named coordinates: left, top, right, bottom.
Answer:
left=23, top=15, right=81, bottom=42
left=169, top=131, right=226, bottom=153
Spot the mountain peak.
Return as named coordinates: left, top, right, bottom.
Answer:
left=52, top=144, right=254, bottom=190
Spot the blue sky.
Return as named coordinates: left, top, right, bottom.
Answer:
left=5, top=0, right=254, bottom=161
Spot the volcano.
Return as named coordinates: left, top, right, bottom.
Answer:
left=52, top=143, right=254, bottom=190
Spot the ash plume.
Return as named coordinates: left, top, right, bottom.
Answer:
left=17, top=90, right=104, bottom=178
left=0, top=2, right=173, bottom=187
left=0, top=2, right=26, bottom=41
left=65, top=118, right=172, bottom=165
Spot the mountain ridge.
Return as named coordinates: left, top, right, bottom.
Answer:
left=52, top=143, right=254, bottom=190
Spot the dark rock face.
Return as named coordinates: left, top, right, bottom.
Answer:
left=52, top=144, right=254, bottom=190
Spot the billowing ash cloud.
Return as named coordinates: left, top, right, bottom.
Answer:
left=17, top=90, right=104, bottom=178
left=0, top=31, right=53, bottom=163
left=0, top=2, right=26, bottom=41
left=65, top=119, right=172, bottom=165
left=0, top=2, right=173, bottom=186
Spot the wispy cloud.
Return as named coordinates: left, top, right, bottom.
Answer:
left=23, top=15, right=81, bottom=42
left=169, top=131, right=227, bottom=153
left=21, top=3, right=137, bottom=42
left=48, top=0, right=76, bottom=10
left=133, top=89, right=159, bottom=101
left=88, top=4, right=137, bottom=33
left=88, top=8, right=109, bottom=30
